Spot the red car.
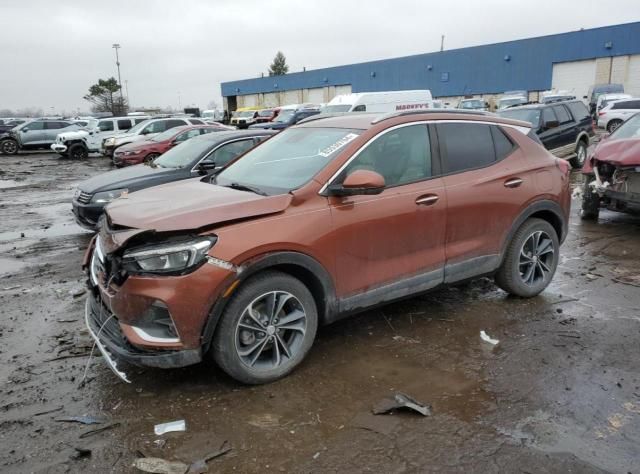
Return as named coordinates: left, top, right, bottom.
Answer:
left=580, top=113, right=640, bottom=220
left=254, top=108, right=280, bottom=123
left=113, top=125, right=222, bottom=167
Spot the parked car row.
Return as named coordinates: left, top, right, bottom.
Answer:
left=77, top=109, right=571, bottom=385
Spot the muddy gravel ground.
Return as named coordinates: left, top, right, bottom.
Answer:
left=0, top=152, right=639, bottom=474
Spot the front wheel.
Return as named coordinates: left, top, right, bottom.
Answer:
left=570, top=141, right=587, bottom=168
left=495, top=218, right=560, bottom=297
left=144, top=153, right=159, bottom=163
left=67, top=143, right=88, bottom=160
left=1, top=139, right=19, bottom=155
left=212, top=271, right=318, bottom=384
left=580, top=176, right=600, bottom=221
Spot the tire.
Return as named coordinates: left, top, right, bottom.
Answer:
left=67, top=143, right=88, bottom=160
left=495, top=218, right=560, bottom=297
left=580, top=176, right=600, bottom=221
left=570, top=140, right=587, bottom=168
left=144, top=153, right=159, bottom=163
left=607, top=120, right=622, bottom=134
left=1, top=139, right=19, bottom=155
left=212, top=271, right=318, bottom=384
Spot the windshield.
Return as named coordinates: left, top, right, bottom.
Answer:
left=215, top=127, right=362, bottom=194
left=460, top=100, right=483, bottom=109
left=154, top=138, right=215, bottom=169
left=126, top=119, right=151, bottom=134
left=322, top=104, right=352, bottom=113
left=274, top=110, right=295, bottom=123
left=151, top=127, right=186, bottom=142
left=610, top=114, right=640, bottom=140
left=237, top=111, right=255, bottom=118
left=258, top=110, right=273, bottom=117
left=497, top=108, right=541, bottom=126
left=498, top=98, right=526, bottom=109
left=202, top=111, right=215, bottom=118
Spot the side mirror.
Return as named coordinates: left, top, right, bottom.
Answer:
left=196, top=161, right=217, bottom=174
left=22, top=128, right=29, bottom=133
left=141, top=129, right=150, bottom=135
left=327, top=169, right=385, bottom=196
left=543, top=120, right=559, bottom=130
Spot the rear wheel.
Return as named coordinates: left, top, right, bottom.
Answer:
left=67, top=143, right=88, bottom=160
left=212, top=271, right=318, bottom=384
left=607, top=119, right=623, bottom=133
left=570, top=140, right=587, bottom=168
left=1, top=139, right=19, bottom=155
left=580, top=176, right=600, bottom=221
left=495, top=218, right=559, bottom=297
left=144, top=153, right=159, bottom=163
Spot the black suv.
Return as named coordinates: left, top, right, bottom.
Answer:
left=497, top=100, right=594, bottom=167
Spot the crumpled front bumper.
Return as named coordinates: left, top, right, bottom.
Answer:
left=84, top=291, right=203, bottom=382
left=51, top=143, right=67, bottom=153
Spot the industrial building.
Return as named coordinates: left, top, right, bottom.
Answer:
left=221, top=21, right=640, bottom=110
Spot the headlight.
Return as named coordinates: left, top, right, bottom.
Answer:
left=104, top=138, right=115, bottom=145
left=91, top=188, right=128, bottom=203
left=122, top=150, right=138, bottom=156
left=122, top=237, right=216, bottom=274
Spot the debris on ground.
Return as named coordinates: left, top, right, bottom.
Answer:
left=56, top=415, right=104, bottom=425
left=372, top=392, right=432, bottom=416
left=70, top=288, right=87, bottom=298
left=154, top=420, right=186, bottom=435
left=186, top=440, right=232, bottom=473
left=571, top=186, right=583, bottom=200
left=480, top=330, right=500, bottom=346
left=70, top=447, right=92, bottom=460
left=132, top=457, right=189, bottom=474
left=392, top=335, right=420, bottom=344
left=79, top=422, right=121, bottom=439
left=352, top=412, right=401, bottom=435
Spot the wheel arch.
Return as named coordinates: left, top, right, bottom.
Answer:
left=200, top=251, right=337, bottom=351
left=499, top=200, right=567, bottom=265
left=575, top=131, right=589, bottom=148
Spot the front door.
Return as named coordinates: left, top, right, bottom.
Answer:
left=328, top=124, right=446, bottom=308
left=19, top=121, right=46, bottom=145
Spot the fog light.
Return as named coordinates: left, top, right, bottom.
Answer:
left=131, top=302, right=179, bottom=343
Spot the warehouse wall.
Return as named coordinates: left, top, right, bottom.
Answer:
left=222, top=22, right=640, bottom=102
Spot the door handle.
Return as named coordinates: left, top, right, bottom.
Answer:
left=504, top=178, right=523, bottom=188
left=415, top=194, right=439, bottom=206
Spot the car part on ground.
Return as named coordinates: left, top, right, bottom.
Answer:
left=83, top=111, right=570, bottom=384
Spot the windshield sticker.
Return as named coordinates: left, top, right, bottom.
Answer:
left=318, top=133, right=359, bottom=157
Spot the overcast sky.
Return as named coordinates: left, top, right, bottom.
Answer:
left=1, top=0, right=638, bottom=114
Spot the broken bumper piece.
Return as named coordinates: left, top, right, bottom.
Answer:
left=84, top=292, right=202, bottom=382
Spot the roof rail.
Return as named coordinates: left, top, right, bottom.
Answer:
left=296, top=112, right=376, bottom=125
left=371, top=109, right=494, bottom=124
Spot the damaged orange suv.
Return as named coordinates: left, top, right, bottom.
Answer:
left=85, top=111, right=571, bottom=384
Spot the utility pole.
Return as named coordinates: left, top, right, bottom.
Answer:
left=125, top=80, right=130, bottom=106
left=440, top=35, right=445, bottom=52
left=112, top=43, right=124, bottom=113
left=178, top=91, right=182, bottom=111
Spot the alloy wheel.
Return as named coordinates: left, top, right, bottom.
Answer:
left=575, top=144, right=586, bottom=166
left=2, top=140, right=18, bottom=154
left=234, top=291, right=307, bottom=370
left=519, top=230, right=555, bottom=286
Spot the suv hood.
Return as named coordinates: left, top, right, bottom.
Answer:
left=79, top=164, right=178, bottom=193
left=105, top=178, right=292, bottom=233
left=593, top=138, right=640, bottom=166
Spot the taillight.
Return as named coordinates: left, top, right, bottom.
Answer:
left=556, top=158, right=571, bottom=176
left=598, top=111, right=606, bottom=116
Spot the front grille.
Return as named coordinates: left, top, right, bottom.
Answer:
left=78, top=191, right=92, bottom=204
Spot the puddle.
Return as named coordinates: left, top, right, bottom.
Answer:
left=0, top=222, right=91, bottom=243
left=0, top=179, right=21, bottom=189
left=0, top=257, right=28, bottom=276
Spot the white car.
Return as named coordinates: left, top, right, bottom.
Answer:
left=101, top=117, right=205, bottom=157
left=596, top=93, right=632, bottom=114
left=597, top=98, right=640, bottom=132
left=51, top=116, right=149, bottom=159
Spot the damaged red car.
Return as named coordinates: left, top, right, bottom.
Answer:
left=581, top=113, right=640, bottom=220
left=84, top=111, right=570, bottom=384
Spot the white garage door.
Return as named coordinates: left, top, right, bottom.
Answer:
left=282, top=90, right=301, bottom=106
left=552, top=60, right=596, bottom=102
left=263, top=92, right=279, bottom=108
left=626, top=55, right=640, bottom=98
left=335, top=85, right=352, bottom=96
left=304, top=87, right=325, bottom=104
left=239, top=94, right=258, bottom=108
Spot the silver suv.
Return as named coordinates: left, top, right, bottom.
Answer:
left=0, top=119, right=84, bottom=155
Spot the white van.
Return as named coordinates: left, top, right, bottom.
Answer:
left=323, top=90, right=433, bottom=113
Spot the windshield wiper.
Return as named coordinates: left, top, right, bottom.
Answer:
left=224, top=182, right=267, bottom=196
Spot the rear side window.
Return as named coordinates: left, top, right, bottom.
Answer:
left=167, top=119, right=187, bottom=129
left=117, top=119, right=132, bottom=130
left=491, top=126, right=516, bottom=160
left=98, top=121, right=114, bottom=132
left=352, top=105, right=366, bottom=112
left=566, top=102, right=589, bottom=121
left=612, top=101, right=640, bottom=110
left=438, top=123, right=495, bottom=173
left=190, top=119, right=204, bottom=125
left=552, top=105, right=572, bottom=124
left=45, top=121, right=68, bottom=129
left=134, top=118, right=147, bottom=124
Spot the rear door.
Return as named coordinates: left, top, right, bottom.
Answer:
left=438, top=122, right=534, bottom=282
left=44, top=121, right=73, bottom=143
left=329, top=123, right=446, bottom=302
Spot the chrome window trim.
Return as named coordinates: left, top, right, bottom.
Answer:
left=318, top=119, right=531, bottom=194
